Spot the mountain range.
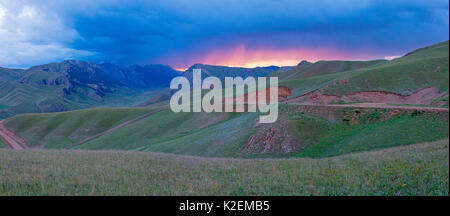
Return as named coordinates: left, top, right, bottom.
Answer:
left=0, top=41, right=448, bottom=197
left=1, top=41, right=449, bottom=121
left=0, top=60, right=289, bottom=118
left=183, top=64, right=293, bottom=81
left=1, top=41, right=448, bottom=157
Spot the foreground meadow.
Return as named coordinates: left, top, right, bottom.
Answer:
left=0, top=140, right=448, bottom=196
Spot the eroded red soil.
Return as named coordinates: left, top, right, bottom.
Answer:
left=0, top=120, right=29, bottom=150
left=287, top=86, right=448, bottom=105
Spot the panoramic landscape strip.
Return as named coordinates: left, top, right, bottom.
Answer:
left=0, top=0, right=448, bottom=199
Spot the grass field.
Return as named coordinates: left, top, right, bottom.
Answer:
left=0, top=139, right=447, bottom=195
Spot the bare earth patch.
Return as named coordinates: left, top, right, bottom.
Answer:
left=0, top=120, right=29, bottom=150
left=287, top=86, right=448, bottom=105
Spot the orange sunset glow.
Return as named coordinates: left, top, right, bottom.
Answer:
left=173, top=45, right=377, bottom=71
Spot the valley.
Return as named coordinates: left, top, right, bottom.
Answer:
left=0, top=41, right=448, bottom=195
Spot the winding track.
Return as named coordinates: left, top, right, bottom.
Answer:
left=1, top=111, right=158, bottom=150
left=67, top=111, right=158, bottom=149
left=0, top=103, right=447, bottom=150
left=0, top=120, right=29, bottom=150
left=289, top=102, right=449, bottom=112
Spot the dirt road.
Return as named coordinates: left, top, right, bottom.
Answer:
left=295, top=102, right=449, bottom=112
left=68, top=111, right=158, bottom=149
left=0, top=120, right=29, bottom=150
left=327, top=103, right=449, bottom=111
left=0, top=103, right=447, bottom=150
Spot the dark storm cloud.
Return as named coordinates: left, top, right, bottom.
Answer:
left=0, top=0, right=448, bottom=68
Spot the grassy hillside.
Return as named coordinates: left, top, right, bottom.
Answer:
left=1, top=41, right=448, bottom=158
left=0, top=138, right=6, bottom=148
left=0, top=139, right=447, bottom=195
left=0, top=67, right=23, bottom=81
left=3, top=108, right=156, bottom=148
left=76, top=111, right=255, bottom=157
left=0, top=61, right=164, bottom=119
left=4, top=103, right=448, bottom=158
left=288, top=111, right=449, bottom=158
left=274, top=59, right=385, bottom=80
left=3, top=106, right=254, bottom=156
left=279, top=41, right=449, bottom=98
left=323, top=41, right=449, bottom=96
left=0, top=79, right=158, bottom=119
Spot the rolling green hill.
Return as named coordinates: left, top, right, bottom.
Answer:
left=0, top=60, right=172, bottom=119
left=273, top=59, right=385, bottom=80
left=322, top=41, right=449, bottom=96
left=279, top=41, right=449, bottom=100
left=3, top=107, right=156, bottom=148
left=288, top=110, right=449, bottom=158
left=0, top=78, right=157, bottom=119
left=0, top=138, right=6, bottom=148
left=0, top=67, right=23, bottom=81
left=1, top=41, right=449, bottom=158
left=3, top=106, right=256, bottom=156
left=3, top=103, right=448, bottom=158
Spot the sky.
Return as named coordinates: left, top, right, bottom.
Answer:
left=0, top=0, right=448, bottom=70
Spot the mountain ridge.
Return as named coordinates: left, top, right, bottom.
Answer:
left=0, top=60, right=290, bottom=118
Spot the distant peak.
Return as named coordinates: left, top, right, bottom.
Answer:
left=62, top=59, right=77, bottom=64
left=297, top=60, right=312, bottom=67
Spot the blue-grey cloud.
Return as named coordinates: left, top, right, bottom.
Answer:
left=0, top=0, right=448, bottom=68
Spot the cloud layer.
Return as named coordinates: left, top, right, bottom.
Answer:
left=0, top=0, right=448, bottom=68
left=0, top=0, right=93, bottom=67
